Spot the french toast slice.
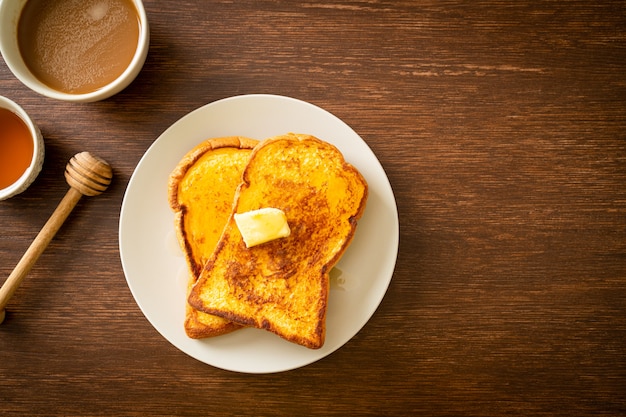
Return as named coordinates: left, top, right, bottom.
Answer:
left=188, top=133, right=368, bottom=349
left=168, top=136, right=258, bottom=338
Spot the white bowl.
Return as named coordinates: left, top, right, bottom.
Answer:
left=0, top=96, right=44, bottom=201
left=0, top=0, right=150, bottom=103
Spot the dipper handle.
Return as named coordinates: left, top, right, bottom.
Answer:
left=0, top=152, right=112, bottom=323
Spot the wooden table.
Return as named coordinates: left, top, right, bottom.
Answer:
left=1, top=1, right=625, bottom=415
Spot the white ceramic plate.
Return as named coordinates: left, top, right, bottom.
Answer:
left=119, top=94, right=398, bottom=373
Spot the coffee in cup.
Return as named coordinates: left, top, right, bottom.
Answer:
left=0, top=0, right=149, bottom=102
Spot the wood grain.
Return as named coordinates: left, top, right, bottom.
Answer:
left=1, top=1, right=625, bottom=415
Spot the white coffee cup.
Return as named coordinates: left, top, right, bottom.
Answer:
left=0, top=96, right=45, bottom=201
left=0, top=0, right=150, bottom=102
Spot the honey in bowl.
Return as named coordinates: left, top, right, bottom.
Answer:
left=0, top=108, right=34, bottom=190
left=17, top=0, right=140, bottom=95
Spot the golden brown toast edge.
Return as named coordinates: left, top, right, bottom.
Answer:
left=188, top=133, right=368, bottom=348
left=168, top=136, right=258, bottom=338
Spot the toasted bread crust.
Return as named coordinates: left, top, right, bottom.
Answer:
left=168, top=136, right=258, bottom=338
left=168, top=136, right=258, bottom=212
left=188, top=133, right=368, bottom=348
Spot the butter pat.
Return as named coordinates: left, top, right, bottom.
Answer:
left=234, top=207, right=291, bottom=248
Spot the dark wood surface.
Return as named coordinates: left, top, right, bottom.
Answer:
left=1, top=1, right=625, bottom=415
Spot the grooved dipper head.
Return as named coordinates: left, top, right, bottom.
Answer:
left=64, top=152, right=113, bottom=196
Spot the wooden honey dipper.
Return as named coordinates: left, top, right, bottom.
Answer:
left=0, top=152, right=112, bottom=324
